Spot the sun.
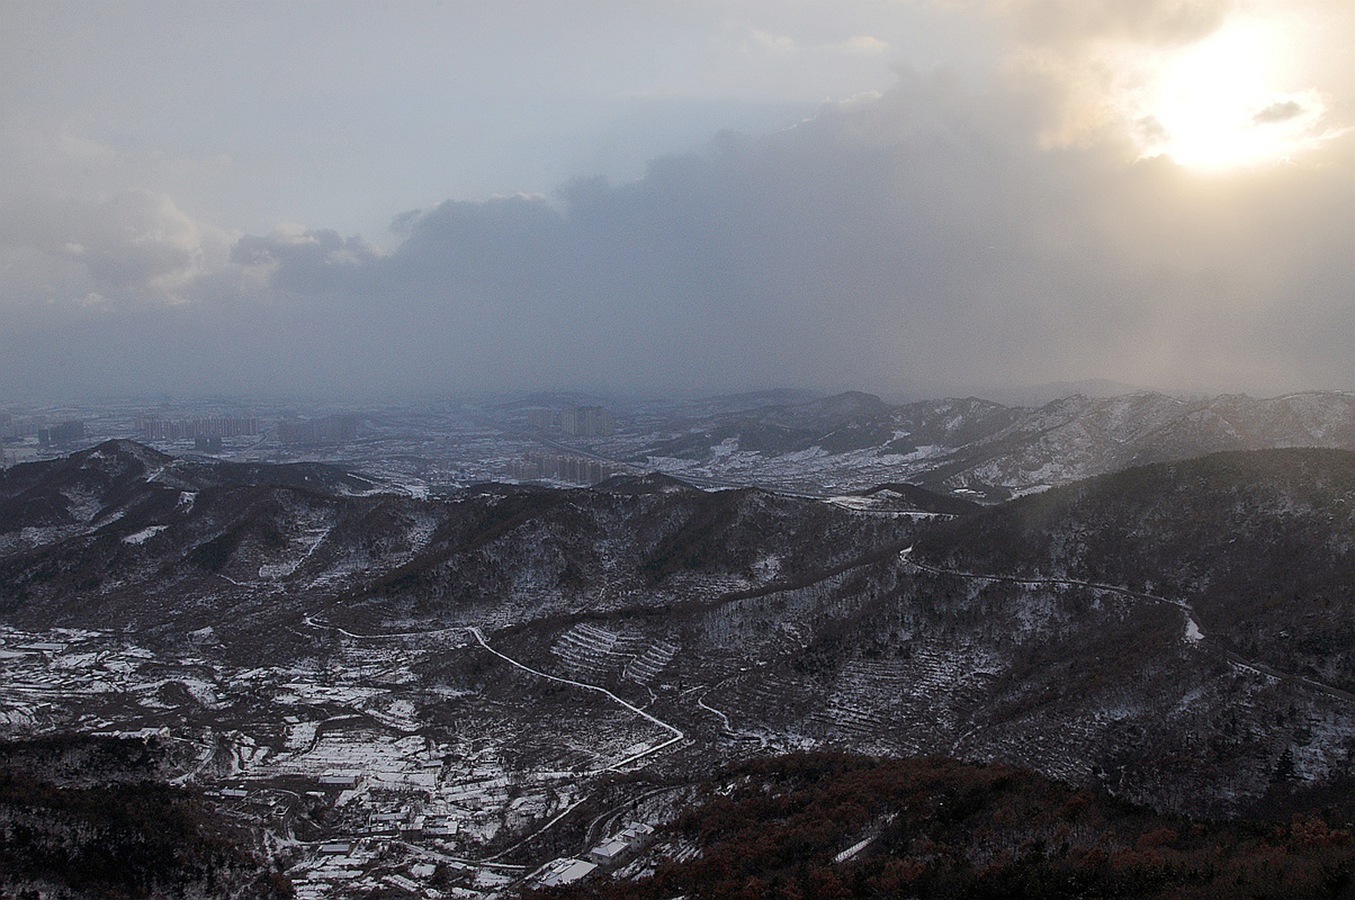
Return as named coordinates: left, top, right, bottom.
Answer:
left=1122, top=17, right=1333, bottom=172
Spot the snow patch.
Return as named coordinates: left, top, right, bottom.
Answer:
left=259, top=561, right=300, bottom=579
left=399, top=481, right=430, bottom=500
left=122, top=525, right=169, bottom=545
left=826, top=495, right=879, bottom=511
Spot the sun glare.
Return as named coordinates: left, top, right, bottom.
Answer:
left=1124, top=18, right=1333, bottom=172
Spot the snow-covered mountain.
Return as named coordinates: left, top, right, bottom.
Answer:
left=1, top=441, right=1352, bottom=895
left=623, top=390, right=1355, bottom=499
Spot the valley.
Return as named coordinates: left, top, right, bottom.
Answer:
left=0, top=401, right=1353, bottom=897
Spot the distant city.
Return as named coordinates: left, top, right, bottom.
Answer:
left=0, top=399, right=629, bottom=488
left=527, top=405, right=616, bottom=438
left=6, top=389, right=1355, bottom=500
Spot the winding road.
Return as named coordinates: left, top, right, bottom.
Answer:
left=905, top=550, right=1355, bottom=706
left=464, top=626, right=685, bottom=773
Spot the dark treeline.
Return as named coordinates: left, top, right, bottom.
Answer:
left=532, top=752, right=1355, bottom=899
left=0, top=736, right=289, bottom=899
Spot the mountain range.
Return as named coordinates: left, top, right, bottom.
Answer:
left=0, top=425, right=1352, bottom=896
left=623, top=390, right=1355, bottom=500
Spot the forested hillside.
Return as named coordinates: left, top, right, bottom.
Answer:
left=533, top=752, right=1355, bottom=900
left=915, top=449, right=1355, bottom=691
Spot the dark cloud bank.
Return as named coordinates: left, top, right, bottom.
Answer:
left=5, top=68, right=1352, bottom=400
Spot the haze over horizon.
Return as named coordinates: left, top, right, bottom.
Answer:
left=1, top=1, right=1351, bottom=402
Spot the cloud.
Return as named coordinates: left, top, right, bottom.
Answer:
left=0, top=2, right=1350, bottom=401
left=830, top=35, right=892, bottom=58
left=0, top=190, right=232, bottom=321
left=1253, top=99, right=1304, bottom=124
left=203, top=67, right=1353, bottom=398
left=993, top=0, right=1233, bottom=48
left=231, top=226, right=383, bottom=295
left=684, top=22, right=902, bottom=107
left=739, top=29, right=797, bottom=57
left=730, top=28, right=891, bottom=61
left=63, top=192, right=212, bottom=295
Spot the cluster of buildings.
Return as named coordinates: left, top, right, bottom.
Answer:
left=3, top=412, right=84, bottom=447
left=511, top=452, right=620, bottom=485
left=589, top=822, right=655, bottom=865
left=37, top=420, right=86, bottom=449
left=562, top=405, right=615, bottom=437
left=138, top=414, right=259, bottom=444
left=0, top=412, right=36, bottom=443
left=533, top=822, right=655, bottom=888
left=526, top=405, right=616, bottom=437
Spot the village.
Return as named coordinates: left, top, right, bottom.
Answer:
left=0, top=621, right=678, bottom=896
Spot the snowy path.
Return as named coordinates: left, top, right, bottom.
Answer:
left=300, top=613, right=463, bottom=641
left=695, top=687, right=768, bottom=749
left=481, top=796, right=594, bottom=864
left=580, top=785, right=686, bottom=850
left=300, top=614, right=376, bottom=641
left=396, top=840, right=527, bottom=871
left=909, top=551, right=1209, bottom=647
left=465, top=626, right=684, bottom=772
left=908, top=552, right=1200, bottom=624
left=697, top=693, right=732, bottom=732
left=296, top=527, right=332, bottom=568
left=908, top=554, right=1355, bottom=705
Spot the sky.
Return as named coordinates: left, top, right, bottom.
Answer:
left=1, top=0, right=1351, bottom=402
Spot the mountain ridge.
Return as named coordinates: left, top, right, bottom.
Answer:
left=623, top=389, right=1355, bottom=500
